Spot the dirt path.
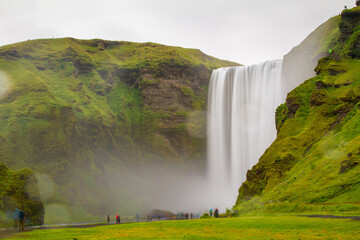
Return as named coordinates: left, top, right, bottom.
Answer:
left=299, top=215, right=360, bottom=220
left=0, top=218, right=163, bottom=239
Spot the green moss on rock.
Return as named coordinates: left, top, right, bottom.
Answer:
left=275, top=103, right=288, bottom=133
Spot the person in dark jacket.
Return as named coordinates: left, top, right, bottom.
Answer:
left=214, top=208, right=219, bottom=218
left=18, top=210, right=25, bottom=231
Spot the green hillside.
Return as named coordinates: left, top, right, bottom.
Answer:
left=0, top=38, right=239, bottom=222
left=235, top=7, right=360, bottom=215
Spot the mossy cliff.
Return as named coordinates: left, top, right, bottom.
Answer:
left=0, top=161, right=44, bottom=226
left=236, top=7, right=360, bottom=214
left=0, top=39, right=238, bottom=221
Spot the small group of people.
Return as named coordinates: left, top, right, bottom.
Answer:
left=183, top=213, right=198, bottom=219
left=115, top=214, right=121, bottom=224
left=107, top=211, right=202, bottom=224
left=13, top=208, right=26, bottom=231
left=106, top=214, right=121, bottom=224
left=209, top=208, right=219, bottom=218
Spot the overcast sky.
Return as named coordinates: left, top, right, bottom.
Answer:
left=0, top=0, right=356, bottom=65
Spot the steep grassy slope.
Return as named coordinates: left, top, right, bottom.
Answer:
left=235, top=7, right=360, bottom=215
left=0, top=161, right=44, bottom=227
left=0, top=38, right=239, bottom=222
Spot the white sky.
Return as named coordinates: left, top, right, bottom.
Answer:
left=0, top=0, right=356, bottom=65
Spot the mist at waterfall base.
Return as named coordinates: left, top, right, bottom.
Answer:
left=130, top=60, right=286, bottom=214
left=104, top=60, right=286, bottom=215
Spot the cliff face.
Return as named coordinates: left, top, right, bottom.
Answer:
left=0, top=39, right=238, bottom=163
left=0, top=162, right=44, bottom=226
left=282, top=15, right=340, bottom=96
left=236, top=7, right=360, bottom=214
left=0, top=38, right=239, bottom=221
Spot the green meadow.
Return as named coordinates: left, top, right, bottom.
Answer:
left=3, top=216, right=360, bottom=240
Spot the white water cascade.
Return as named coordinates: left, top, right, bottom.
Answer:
left=207, top=60, right=284, bottom=209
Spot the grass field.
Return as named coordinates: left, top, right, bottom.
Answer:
left=3, top=216, right=360, bottom=240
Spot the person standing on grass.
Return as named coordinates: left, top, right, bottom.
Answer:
left=107, top=215, right=110, bottom=224
left=209, top=208, right=213, bottom=217
left=214, top=208, right=219, bottom=218
left=18, top=210, right=25, bottom=231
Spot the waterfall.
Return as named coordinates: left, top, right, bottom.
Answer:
left=207, top=60, right=284, bottom=208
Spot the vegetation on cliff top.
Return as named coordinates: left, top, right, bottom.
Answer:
left=236, top=7, right=360, bottom=215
